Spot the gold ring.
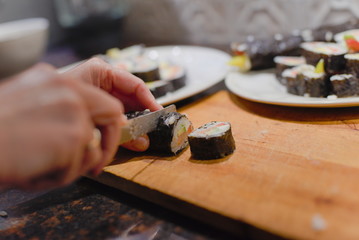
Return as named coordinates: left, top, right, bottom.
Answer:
left=87, top=128, right=102, bottom=150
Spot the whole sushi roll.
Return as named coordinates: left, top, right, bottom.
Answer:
left=148, top=112, right=193, bottom=155
left=188, top=121, right=235, bottom=160
left=300, top=42, right=347, bottom=74
left=330, top=74, right=359, bottom=97
left=230, top=33, right=303, bottom=71
left=274, top=56, right=306, bottom=84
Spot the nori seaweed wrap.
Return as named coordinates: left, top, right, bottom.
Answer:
left=146, top=63, right=186, bottom=99
left=188, top=121, right=235, bottom=160
left=148, top=112, right=193, bottom=155
left=330, top=74, right=359, bottom=97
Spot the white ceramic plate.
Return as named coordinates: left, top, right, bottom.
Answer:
left=59, top=45, right=231, bottom=105
left=225, top=70, right=359, bottom=107
left=144, top=45, right=230, bottom=105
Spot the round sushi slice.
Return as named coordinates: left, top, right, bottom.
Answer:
left=146, top=80, right=175, bottom=99
left=115, top=56, right=160, bottom=82
left=160, top=62, right=186, bottom=90
left=148, top=112, right=193, bottom=155
left=345, top=53, right=359, bottom=77
left=300, top=42, right=347, bottom=74
left=282, top=64, right=315, bottom=96
left=274, top=56, right=306, bottom=84
left=299, top=70, right=328, bottom=97
left=330, top=74, right=359, bottom=97
left=188, top=121, right=235, bottom=160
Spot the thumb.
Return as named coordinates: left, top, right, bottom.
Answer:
left=121, top=135, right=150, bottom=152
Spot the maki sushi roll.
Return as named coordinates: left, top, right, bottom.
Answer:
left=146, top=80, right=175, bottom=99
left=345, top=53, right=359, bottom=77
left=148, top=112, right=193, bottom=155
left=115, top=56, right=161, bottom=82
left=300, top=42, right=347, bottom=74
left=274, top=56, right=305, bottom=84
left=160, top=63, right=186, bottom=90
left=330, top=74, right=359, bottom=97
left=188, top=121, right=235, bottom=160
left=299, top=70, right=328, bottom=97
left=145, top=64, right=186, bottom=99
left=282, top=64, right=315, bottom=96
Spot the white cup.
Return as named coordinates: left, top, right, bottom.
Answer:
left=0, top=18, right=49, bottom=79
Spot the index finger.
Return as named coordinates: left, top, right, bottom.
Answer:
left=63, top=58, right=163, bottom=112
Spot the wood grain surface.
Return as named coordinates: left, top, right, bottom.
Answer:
left=94, top=91, right=359, bottom=240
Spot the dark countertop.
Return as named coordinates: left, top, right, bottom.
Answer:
left=0, top=47, right=285, bottom=240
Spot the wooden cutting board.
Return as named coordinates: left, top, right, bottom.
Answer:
left=94, top=90, right=359, bottom=240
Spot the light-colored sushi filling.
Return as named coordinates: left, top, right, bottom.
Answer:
left=301, top=42, right=347, bottom=55
left=160, top=62, right=185, bottom=81
left=301, top=70, right=324, bottom=79
left=282, top=64, right=315, bottom=78
left=189, top=122, right=230, bottom=139
left=171, top=117, right=193, bottom=153
left=274, top=56, right=305, bottom=66
left=146, top=80, right=169, bottom=89
left=115, top=56, right=158, bottom=73
left=344, top=53, right=359, bottom=60
left=330, top=74, right=353, bottom=82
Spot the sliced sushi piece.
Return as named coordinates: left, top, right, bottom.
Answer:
left=330, top=74, right=359, bottom=97
left=159, top=63, right=186, bottom=90
left=300, top=70, right=328, bottom=97
left=282, top=64, right=315, bottom=96
left=188, top=121, right=235, bottom=160
left=146, top=80, right=175, bottom=99
left=146, top=63, right=186, bottom=99
left=345, top=53, right=359, bottom=77
left=334, top=29, right=359, bottom=44
left=148, top=112, right=193, bottom=155
left=300, top=42, right=347, bottom=74
left=115, top=56, right=161, bottom=82
left=274, top=56, right=306, bottom=84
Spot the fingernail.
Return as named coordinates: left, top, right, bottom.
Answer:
left=133, top=136, right=149, bottom=151
left=121, top=114, right=128, bottom=124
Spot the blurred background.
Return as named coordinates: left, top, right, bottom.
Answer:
left=0, top=0, right=358, bottom=66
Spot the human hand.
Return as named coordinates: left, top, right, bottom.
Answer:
left=62, top=58, right=163, bottom=172
left=0, top=63, right=125, bottom=189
